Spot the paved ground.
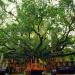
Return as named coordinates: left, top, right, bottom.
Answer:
left=9, top=73, right=75, bottom=75
left=11, top=74, right=24, bottom=75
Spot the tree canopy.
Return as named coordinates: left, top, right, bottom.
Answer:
left=0, top=0, right=75, bottom=60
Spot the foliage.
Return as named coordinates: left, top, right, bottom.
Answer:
left=0, top=0, right=75, bottom=61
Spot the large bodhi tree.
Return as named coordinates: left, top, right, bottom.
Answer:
left=0, top=0, right=75, bottom=61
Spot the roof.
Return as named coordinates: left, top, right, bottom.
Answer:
left=25, top=62, right=46, bottom=71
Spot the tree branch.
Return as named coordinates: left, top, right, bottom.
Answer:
left=57, top=21, right=74, bottom=51
left=0, top=43, right=16, bottom=51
